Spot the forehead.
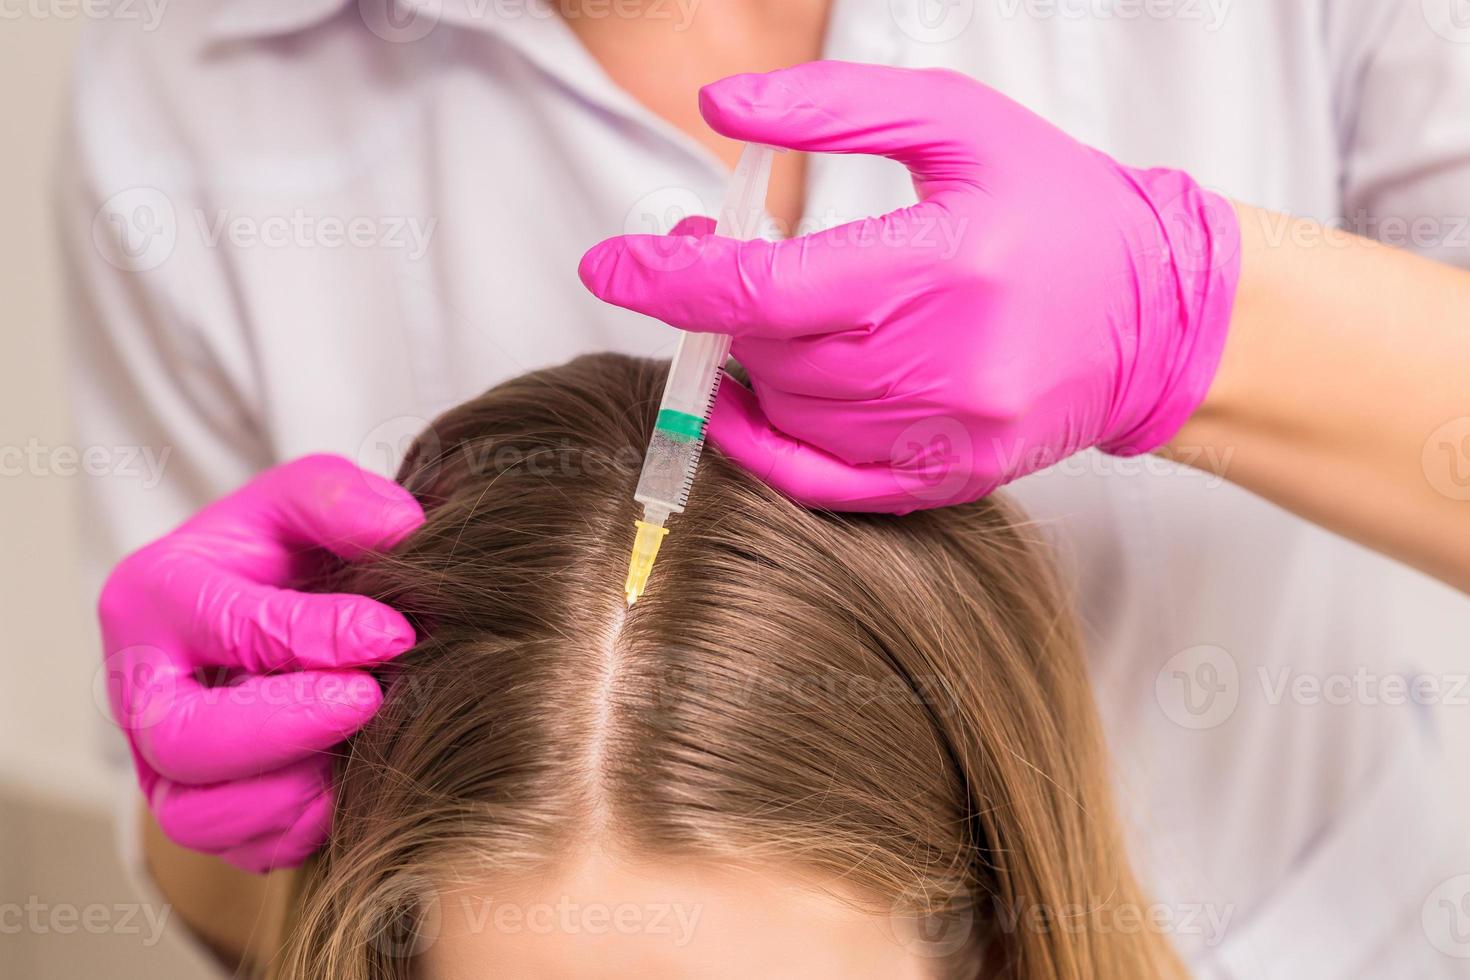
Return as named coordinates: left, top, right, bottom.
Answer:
left=416, top=852, right=939, bottom=980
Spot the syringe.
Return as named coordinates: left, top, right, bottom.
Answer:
left=624, top=142, right=778, bottom=606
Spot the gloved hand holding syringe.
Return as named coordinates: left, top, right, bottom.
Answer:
left=623, top=142, right=777, bottom=605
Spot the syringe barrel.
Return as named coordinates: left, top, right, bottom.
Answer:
left=634, top=331, right=731, bottom=515
left=632, top=142, right=773, bottom=518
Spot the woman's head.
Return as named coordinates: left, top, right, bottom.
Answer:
left=276, top=354, right=1181, bottom=980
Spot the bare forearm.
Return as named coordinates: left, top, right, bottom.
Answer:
left=1168, top=204, right=1470, bottom=591
left=140, top=804, right=288, bottom=971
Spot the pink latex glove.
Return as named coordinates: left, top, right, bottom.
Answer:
left=579, top=61, right=1241, bottom=512
left=98, top=454, right=424, bottom=872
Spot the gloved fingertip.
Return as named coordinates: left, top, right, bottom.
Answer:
left=274, top=454, right=427, bottom=558
left=697, top=83, right=740, bottom=134
left=669, top=214, right=716, bottom=237
left=314, top=671, right=384, bottom=731
left=699, top=64, right=828, bottom=143
left=698, top=71, right=786, bottom=137
left=252, top=789, right=334, bottom=873
left=340, top=472, right=427, bottom=555
left=343, top=668, right=385, bottom=707
left=579, top=234, right=715, bottom=316
left=579, top=236, right=665, bottom=298
left=576, top=238, right=618, bottom=294
left=375, top=492, right=427, bottom=549
left=345, top=602, right=417, bottom=662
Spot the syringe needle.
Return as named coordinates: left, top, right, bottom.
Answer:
left=621, top=142, right=777, bottom=604
left=625, top=517, right=669, bottom=606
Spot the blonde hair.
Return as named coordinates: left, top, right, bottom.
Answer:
left=272, top=354, right=1184, bottom=980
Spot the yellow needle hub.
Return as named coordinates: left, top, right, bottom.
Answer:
left=624, top=519, right=669, bottom=606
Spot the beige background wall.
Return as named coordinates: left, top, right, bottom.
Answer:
left=0, top=12, right=213, bottom=980
left=0, top=12, right=95, bottom=805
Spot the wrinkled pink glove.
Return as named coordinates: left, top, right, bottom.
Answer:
left=579, top=61, right=1241, bottom=511
left=98, top=455, right=424, bottom=872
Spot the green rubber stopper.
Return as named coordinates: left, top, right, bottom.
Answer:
left=655, top=408, right=706, bottom=443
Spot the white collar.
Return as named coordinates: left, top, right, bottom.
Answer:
left=207, top=0, right=350, bottom=42
left=206, top=0, right=729, bottom=179
left=208, top=0, right=588, bottom=44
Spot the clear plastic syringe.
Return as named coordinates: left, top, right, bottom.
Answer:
left=624, top=142, right=777, bottom=605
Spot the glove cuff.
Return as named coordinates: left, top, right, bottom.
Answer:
left=1099, top=169, right=1243, bottom=457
